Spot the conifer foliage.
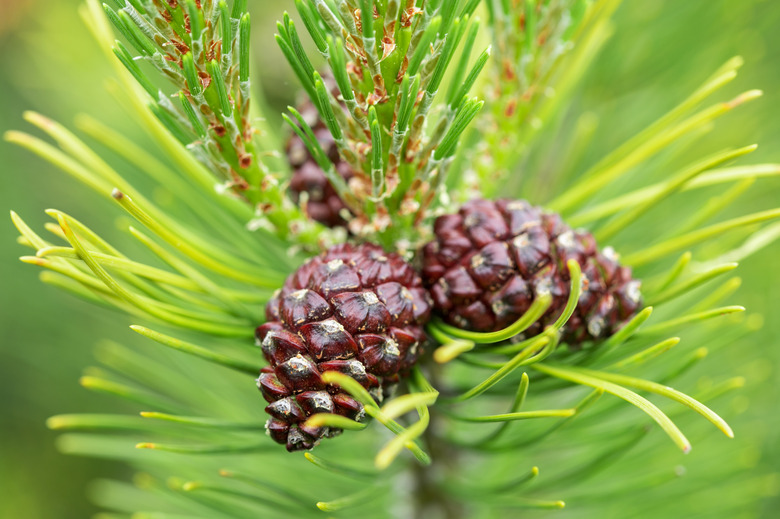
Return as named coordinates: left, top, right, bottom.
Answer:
left=6, top=0, right=780, bottom=517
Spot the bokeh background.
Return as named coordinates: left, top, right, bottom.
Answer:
left=1, top=1, right=778, bottom=517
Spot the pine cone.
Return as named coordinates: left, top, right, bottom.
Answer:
left=286, top=86, right=355, bottom=228
left=256, top=243, right=432, bottom=451
left=420, top=199, right=642, bottom=344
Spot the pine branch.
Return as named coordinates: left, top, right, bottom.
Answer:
left=97, top=0, right=327, bottom=243
left=5, top=2, right=780, bottom=519
left=472, top=0, right=618, bottom=190
left=278, top=0, right=489, bottom=246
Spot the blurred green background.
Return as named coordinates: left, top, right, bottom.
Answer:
left=1, top=0, right=778, bottom=517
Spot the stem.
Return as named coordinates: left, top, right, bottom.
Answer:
left=412, top=366, right=465, bottom=519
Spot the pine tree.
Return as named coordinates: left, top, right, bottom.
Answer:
left=6, top=1, right=780, bottom=517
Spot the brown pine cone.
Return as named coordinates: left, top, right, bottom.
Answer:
left=286, top=84, right=355, bottom=228
left=256, top=243, right=432, bottom=451
left=420, top=199, right=642, bottom=344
